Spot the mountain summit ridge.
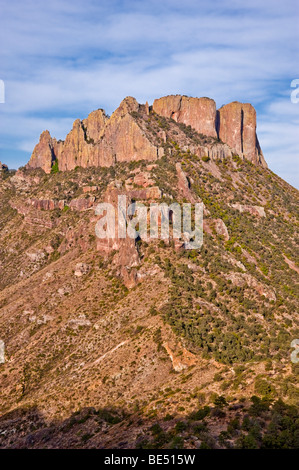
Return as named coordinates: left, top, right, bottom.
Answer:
left=26, top=95, right=267, bottom=173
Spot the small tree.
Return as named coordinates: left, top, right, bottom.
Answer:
left=213, top=394, right=228, bottom=409
left=51, top=159, right=59, bottom=174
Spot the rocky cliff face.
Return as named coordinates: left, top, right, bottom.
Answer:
left=218, top=102, right=266, bottom=167
left=153, top=95, right=266, bottom=167
left=25, top=131, right=56, bottom=173
left=26, top=95, right=267, bottom=173
left=152, top=95, right=217, bottom=138
left=28, top=97, right=163, bottom=173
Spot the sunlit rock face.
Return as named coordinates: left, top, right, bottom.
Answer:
left=218, top=101, right=267, bottom=167
left=153, top=95, right=218, bottom=138
left=26, top=95, right=266, bottom=173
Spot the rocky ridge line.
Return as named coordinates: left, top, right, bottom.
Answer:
left=26, top=95, right=267, bottom=173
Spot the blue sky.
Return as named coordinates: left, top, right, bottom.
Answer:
left=0, top=0, right=298, bottom=187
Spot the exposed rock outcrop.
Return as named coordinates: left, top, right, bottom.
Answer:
left=27, top=197, right=96, bottom=212
left=28, top=198, right=65, bottom=211
left=10, top=170, right=42, bottom=190
left=218, top=102, right=267, bottom=167
left=82, top=185, right=99, bottom=193
left=153, top=95, right=218, bottom=138
left=163, top=341, right=197, bottom=371
left=69, top=197, right=96, bottom=212
left=130, top=171, right=155, bottom=188
left=10, top=201, right=58, bottom=230
left=95, top=186, right=140, bottom=288
left=74, top=263, right=90, bottom=277
left=153, top=95, right=266, bottom=166
left=176, top=162, right=195, bottom=202
left=203, top=218, right=230, bottom=241
left=26, top=131, right=57, bottom=173
left=26, top=95, right=267, bottom=173
left=82, top=109, right=108, bottom=142
left=27, top=98, right=163, bottom=173
left=283, top=255, right=299, bottom=275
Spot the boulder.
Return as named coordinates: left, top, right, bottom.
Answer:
left=74, top=263, right=90, bottom=277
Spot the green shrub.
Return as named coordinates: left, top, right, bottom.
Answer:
left=51, top=159, right=59, bottom=174
left=254, top=378, right=276, bottom=398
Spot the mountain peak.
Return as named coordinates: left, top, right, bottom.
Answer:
left=26, top=95, right=267, bottom=173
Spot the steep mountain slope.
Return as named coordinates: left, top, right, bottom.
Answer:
left=0, top=96, right=298, bottom=448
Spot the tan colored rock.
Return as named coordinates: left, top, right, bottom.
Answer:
left=58, top=119, right=91, bottom=171
left=26, top=130, right=56, bottom=173
left=26, top=95, right=267, bottom=172
left=146, top=164, right=157, bottom=171
left=153, top=95, right=217, bottom=138
left=133, top=172, right=155, bottom=188
left=82, top=109, right=108, bottom=142
left=218, top=102, right=267, bottom=167
left=283, top=255, right=299, bottom=274
left=74, top=263, right=90, bottom=277
left=10, top=170, right=41, bottom=190
left=164, top=342, right=197, bottom=371
left=223, top=253, right=246, bottom=272
left=57, top=109, right=108, bottom=171
left=203, top=218, right=229, bottom=241
left=59, top=109, right=109, bottom=170
left=176, top=162, right=195, bottom=202
left=145, top=186, right=162, bottom=199
left=27, top=97, right=163, bottom=172
left=10, top=200, right=58, bottom=229
left=242, top=248, right=258, bottom=265
left=122, top=185, right=162, bottom=201
left=99, top=97, right=159, bottom=165
left=26, top=251, right=46, bottom=263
